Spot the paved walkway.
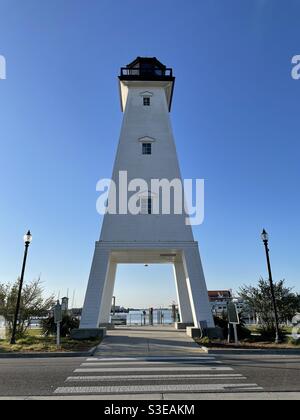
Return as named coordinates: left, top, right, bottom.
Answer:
left=1, top=327, right=298, bottom=399
left=94, top=325, right=204, bottom=358
left=51, top=326, right=267, bottom=398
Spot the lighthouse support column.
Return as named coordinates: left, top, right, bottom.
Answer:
left=181, top=245, right=215, bottom=329
left=173, top=262, right=194, bottom=328
left=98, top=261, right=117, bottom=326
left=80, top=243, right=111, bottom=329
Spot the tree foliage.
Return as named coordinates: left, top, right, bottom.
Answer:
left=240, top=278, right=300, bottom=339
left=0, top=278, right=55, bottom=339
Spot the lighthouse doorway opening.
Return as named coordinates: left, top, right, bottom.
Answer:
left=111, top=264, right=179, bottom=326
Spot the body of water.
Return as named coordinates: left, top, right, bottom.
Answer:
left=111, top=309, right=175, bottom=325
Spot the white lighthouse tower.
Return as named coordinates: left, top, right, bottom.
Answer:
left=79, top=57, right=215, bottom=336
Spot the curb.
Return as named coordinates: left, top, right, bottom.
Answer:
left=203, top=347, right=300, bottom=355
left=2, top=392, right=300, bottom=400
left=0, top=345, right=98, bottom=359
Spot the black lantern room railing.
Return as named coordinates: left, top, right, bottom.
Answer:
left=119, top=57, right=175, bottom=82
left=120, top=67, right=173, bottom=78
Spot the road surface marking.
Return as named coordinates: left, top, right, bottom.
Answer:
left=86, top=356, right=216, bottom=362
left=66, top=374, right=246, bottom=382
left=55, top=383, right=263, bottom=394
left=74, top=366, right=234, bottom=373
left=81, top=360, right=221, bottom=367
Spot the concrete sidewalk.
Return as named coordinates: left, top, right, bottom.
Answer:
left=94, top=325, right=205, bottom=358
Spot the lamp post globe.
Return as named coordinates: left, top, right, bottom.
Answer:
left=23, top=230, right=32, bottom=245
left=261, top=229, right=269, bottom=243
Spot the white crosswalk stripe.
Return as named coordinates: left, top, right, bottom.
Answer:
left=75, top=366, right=232, bottom=373
left=54, top=356, right=264, bottom=396
left=86, top=356, right=216, bottom=362
left=81, top=360, right=222, bottom=367
left=66, top=374, right=246, bottom=382
left=55, top=384, right=264, bottom=394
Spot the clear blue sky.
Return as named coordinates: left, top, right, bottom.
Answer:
left=0, top=0, right=299, bottom=308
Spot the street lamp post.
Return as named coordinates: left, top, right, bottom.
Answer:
left=261, top=229, right=281, bottom=344
left=10, top=230, right=32, bottom=345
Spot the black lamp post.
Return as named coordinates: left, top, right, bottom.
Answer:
left=261, top=229, right=281, bottom=344
left=10, top=230, right=32, bottom=345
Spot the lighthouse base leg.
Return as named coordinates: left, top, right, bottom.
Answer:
left=175, top=322, right=195, bottom=330
left=173, top=262, right=194, bottom=326
left=79, top=243, right=112, bottom=329
left=181, top=245, right=215, bottom=329
left=187, top=326, right=224, bottom=340
left=71, top=328, right=106, bottom=341
left=98, top=261, right=117, bottom=326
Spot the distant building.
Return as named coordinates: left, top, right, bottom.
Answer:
left=208, top=290, right=246, bottom=318
left=110, top=305, right=129, bottom=314
left=208, top=290, right=232, bottom=302
left=208, top=290, right=231, bottom=316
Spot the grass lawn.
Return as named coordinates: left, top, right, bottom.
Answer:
left=195, top=337, right=300, bottom=350
left=27, top=328, right=43, bottom=337
left=0, top=333, right=101, bottom=353
left=248, top=325, right=294, bottom=335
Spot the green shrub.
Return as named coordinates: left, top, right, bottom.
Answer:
left=257, top=326, right=285, bottom=341
left=198, top=336, right=211, bottom=346
left=41, top=315, right=79, bottom=338
left=214, top=315, right=252, bottom=341
left=286, top=336, right=300, bottom=346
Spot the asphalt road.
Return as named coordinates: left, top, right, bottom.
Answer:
left=213, top=354, right=300, bottom=393
left=0, top=357, right=86, bottom=396
left=0, top=353, right=299, bottom=399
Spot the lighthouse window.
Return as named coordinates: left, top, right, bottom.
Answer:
left=142, top=143, right=152, bottom=155
left=143, top=97, right=151, bottom=106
